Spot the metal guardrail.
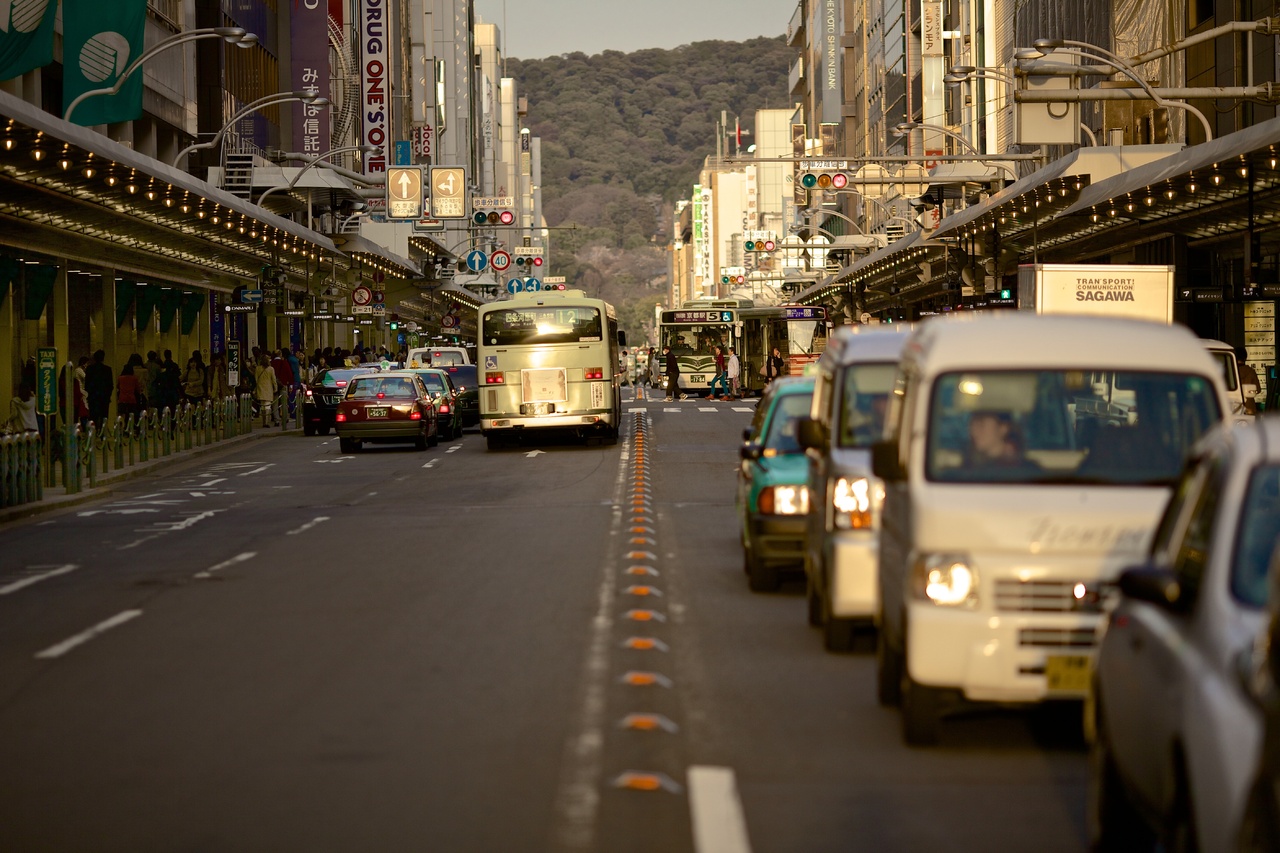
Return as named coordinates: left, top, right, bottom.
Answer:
left=0, top=388, right=296, bottom=511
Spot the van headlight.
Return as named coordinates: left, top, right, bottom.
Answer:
left=831, top=476, right=883, bottom=529
left=911, top=553, right=977, bottom=607
left=758, top=484, right=809, bottom=515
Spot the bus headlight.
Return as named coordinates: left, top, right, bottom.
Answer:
left=832, top=476, right=874, bottom=529
left=758, top=484, right=809, bottom=515
left=911, top=553, right=977, bottom=607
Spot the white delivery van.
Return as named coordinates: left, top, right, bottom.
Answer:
left=405, top=346, right=471, bottom=368
left=872, top=313, right=1229, bottom=745
left=798, top=325, right=911, bottom=651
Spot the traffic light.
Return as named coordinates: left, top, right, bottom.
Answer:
left=472, top=209, right=515, bottom=225
left=1000, top=288, right=1013, bottom=299
left=388, top=313, right=400, bottom=331
left=800, top=172, right=849, bottom=190
left=744, top=238, right=777, bottom=252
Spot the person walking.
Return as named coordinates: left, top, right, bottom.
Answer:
left=709, top=345, right=729, bottom=400
left=764, top=346, right=786, bottom=384
left=182, top=350, right=208, bottom=406
left=157, top=350, right=182, bottom=413
left=663, top=344, right=683, bottom=402
left=143, top=351, right=162, bottom=411
left=207, top=351, right=231, bottom=401
left=726, top=347, right=741, bottom=400
left=83, top=349, right=114, bottom=429
left=252, top=353, right=279, bottom=426
left=116, top=355, right=144, bottom=422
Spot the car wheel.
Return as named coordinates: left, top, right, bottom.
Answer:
left=745, top=549, right=779, bottom=592
left=339, top=437, right=358, bottom=453
left=414, top=429, right=429, bottom=451
left=806, top=575, right=823, bottom=626
left=901, top=674, right=942, bottom=747
left=318, top=425, right=330, bottom=436
left=876, top=624, right=904, bottom=707
left=303, top=422, right=316, bottom=436
left=1088, top=705, right=1157, bottom=851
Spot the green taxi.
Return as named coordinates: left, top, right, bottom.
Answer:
left=737, top=375, right=816, bottom=591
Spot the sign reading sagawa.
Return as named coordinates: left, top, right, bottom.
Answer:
left=359, top=0, right=390, bottom=175
left=1018, top=264, right=1175, bottom=324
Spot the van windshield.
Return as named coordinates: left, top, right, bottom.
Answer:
left=926, top=369, right=1221, bottom=485
left=835, top=362, right=898, bottom=447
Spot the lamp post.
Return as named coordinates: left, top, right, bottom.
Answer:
left=946, top=65, right=1099, bottom=147
left=894, top=120, right=981, bottom=156
left=172, top=91, right=328, bottom=169
left=257, top=144, right=380, bottom=230
left=65, top=27, right=258, bottom=124
left=1021, top=38, right=1214, bottom=142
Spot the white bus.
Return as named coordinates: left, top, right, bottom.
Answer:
left=656, top=299, right=829, bottom=397
left=477, top=289, right=624, bottom=449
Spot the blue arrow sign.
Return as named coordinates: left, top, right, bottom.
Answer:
left=466, top=250, right=488, bottom=273
left=240, top=289, right=263, bottom=303
left=506, top=278, right=523, bottom=294
left=526, top=277, right=542, bottom=292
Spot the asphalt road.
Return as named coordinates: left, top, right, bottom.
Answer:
left=0, top=392, right=1088, bottom=852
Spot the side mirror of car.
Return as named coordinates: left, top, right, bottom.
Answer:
left=740, top=443, right=763, bottom=461
left=742, top=428, right=753, bottom=443
left=871, top=440, right=904, bottom=481
left=1116, top=564, right=1189, bottom=612
left=797, top=417, right=826, bottom=452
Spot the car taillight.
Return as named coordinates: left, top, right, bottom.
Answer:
left=585, top=367, right=604, bottom=380
left=439, top=404, right=450, bottom=413
left=305, top=388, right=314, bottom=398
left=485, top=372, right=504, bottom=384
left=376, top=392, right=385, bottom=399
left=336, top=412, right=346, bottom=423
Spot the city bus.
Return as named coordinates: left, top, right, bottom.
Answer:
left=656, top=299, right=829, bottom=397
left=477, top=289, right=624, bottom=449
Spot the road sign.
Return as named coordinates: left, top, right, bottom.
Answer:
left=441, top=314, right=458, bottom=328
left=36, top=347, right=56, bottom=416
left=353, top=305, right=374, bottom=314
left=371, top=304, right=386, bottom=316
left=506, top=278, right=523, bottom=294
left=430, top=166, right=466, bottom=218
left=543, top=276, right=566, bottom=284
left=526, top=277, right=542, bottom=291
left=490, top=250, right=512, bottom=272
left=227, top=341, right=241, bottom=390
left=466, top=250, right=488, bottom=273
left=352, top=286, right=374, bottom=306
left=240, top=289, right=263, bottom=303
left=386, top=167, right=424, bottom=220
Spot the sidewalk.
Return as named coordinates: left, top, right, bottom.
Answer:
left=0, top=427, right=300, bottom=526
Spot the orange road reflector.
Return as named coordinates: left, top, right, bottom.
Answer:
left=625, top=566, right=659, bottom=576
left=628, top=526, right=655, bottom=535
left=619, top=713, right=680, bottom=733
left=628, top=537, right=655, bottom=546
left=624, top=609, right=666, bottom=622
left=613, top=771, right=681, bottom=793
left=622, top=636, right=669, bottom=651
left=620, top=671, right=673, bottom=687
left=624, top=551, right=656, bottom=561
left=624, top=585, right=663, bottom=597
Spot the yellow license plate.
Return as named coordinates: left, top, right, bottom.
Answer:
left=1045, top=654, right=1092, bottom=693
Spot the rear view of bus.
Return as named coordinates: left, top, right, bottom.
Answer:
left=477, top=290, right=623, bottom=449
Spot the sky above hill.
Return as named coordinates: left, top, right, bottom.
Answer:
left=473, top=0, right=788, bottom=59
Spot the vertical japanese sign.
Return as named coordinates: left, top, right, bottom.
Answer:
left=820, top=0, right=842, bottom=124
left=209, top=292, right=226, bottom=355
left=359, top=0, right=390, bottom=174
left=291, top=0, right=330, bottom=157
left=36, top=347, right=56, bottom=416
left=227, top=341, right=241, bottom=390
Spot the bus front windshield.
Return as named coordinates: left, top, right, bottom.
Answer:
left=663, top=325, right=731, bottom=356
left=483, top=306, right=603, bottom=346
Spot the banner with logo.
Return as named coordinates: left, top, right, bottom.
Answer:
left=291, top=0, right=330, bottom=155
left=62, top=0, right=146, bottom=126
left=0, top=0, right=57, bottom=82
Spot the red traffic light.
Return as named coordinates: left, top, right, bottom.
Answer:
left=831, top=173, right=849, bottom=189
left=532, top=256, right=543, bottom=267
left=498, top=210, right=515, bottom=225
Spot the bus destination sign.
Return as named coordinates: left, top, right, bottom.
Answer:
left=784, top=306, right=826, bottom=320
left=663, top=310, right=733, bottom=323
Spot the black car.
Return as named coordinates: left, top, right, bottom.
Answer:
left=302, top=366, right=380, bottom=436
left=442, top=364, right=479, bottom=428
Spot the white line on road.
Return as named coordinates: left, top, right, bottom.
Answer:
left=286, top=517, right=330, bottom=536
left=35, top=610, right=143, bottom=659
left=237, top=464, right=274, bottom=477
left=0, top=564, right=79, bottom=596
left=688, top=766, right=753, bottom=853
left=698, top=407, right=717, bottom=412
left=192, top=552, right=257, bottom=579
left=422, top=459, right=438, bottom=468
left=447, top=445, right=461, bottom=452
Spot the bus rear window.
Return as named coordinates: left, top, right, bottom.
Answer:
left=483, top=307, right=603, bottom=345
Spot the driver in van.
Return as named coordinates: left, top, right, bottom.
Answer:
left=965, top=410, right=1035, bottom=470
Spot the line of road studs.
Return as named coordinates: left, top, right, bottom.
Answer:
left=612, top=411, right=684, bottom=796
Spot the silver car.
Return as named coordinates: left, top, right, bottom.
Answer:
left=1090, top=418, right=1280, bottom=851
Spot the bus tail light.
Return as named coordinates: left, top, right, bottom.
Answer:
left=485, top=372, right=505, bottom=384
left=584, top=367, right=604, bottom=379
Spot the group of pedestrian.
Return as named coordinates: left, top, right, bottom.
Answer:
left=658, top=343, right=785, bottom=403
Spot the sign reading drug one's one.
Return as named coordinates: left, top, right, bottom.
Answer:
left=359, top=0, right=390, bottom=174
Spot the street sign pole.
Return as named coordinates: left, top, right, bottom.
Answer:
left=227, top=340, right=241, bottom=392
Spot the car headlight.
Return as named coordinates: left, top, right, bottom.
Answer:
left=911, top=553, right=977, bottom=607
left=831, top=476, right=882, bottom=529
left=758, top=484, right=809, bottom=515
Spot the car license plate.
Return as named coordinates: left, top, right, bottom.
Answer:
left=1045, top=654, right=1092, bottom=693
left=368, top=408, right=388, bottom=419
left=690, top=374, right=705, bottom=382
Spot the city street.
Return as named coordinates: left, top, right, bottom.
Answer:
left=0, top=397, right=1087, bottom=852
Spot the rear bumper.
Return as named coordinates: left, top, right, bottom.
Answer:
left=336, top=421, right=427, bottom=440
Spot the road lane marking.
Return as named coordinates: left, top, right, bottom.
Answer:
left=731, top=407, right=753, bottom=412
left=526, top=449, right=546, bottom=458
left=0, top=564, right=79, bottom=596
left=447, top=445, right=461, bottom=452
left=689, top=766, right=753, bottom=853
left=193, top=552, right=257, bottom=579
left=286, top=517, right=330, bottom=536
left=35, top=610, right=143, bottom=659
left=423, top=459, right=438, bottom=468
left=237, top=464, right=274, bottom=477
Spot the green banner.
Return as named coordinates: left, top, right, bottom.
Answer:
left=0, top=0, right=56, bottom=83
left=62, top=0, right=147, bottom=126
left=157, top=288, right=183, bottom=333
left=23, top=264, right=56, bottom=321
left=134, top=284, right=160, bottom=327
left=115, top=280, right=137, bottom=328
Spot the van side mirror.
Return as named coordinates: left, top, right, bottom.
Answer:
left=797, top=417, right=826, bottom=451
left=1117, top=564, right=1189, bottom=612
left=871, top=440, right=904, bottom=481
left=740, top=443, right=763, bottom=461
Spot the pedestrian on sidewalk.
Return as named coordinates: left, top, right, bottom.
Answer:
left=252, top=353, right=279, bottom=426
left=116, top=355, right=144, bottom=422
left=182, top=350, right=208, bottom=406
left=208, top=351, right=231, bottom=401
left=6, top=381, right=39, bottom=435
left=709, top=345, right=729, bottom=400
left=84, top=349, right=114, bottom=430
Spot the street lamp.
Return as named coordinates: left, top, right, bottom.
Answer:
left=894, top=121, right=981, bottom=156
left=171, top=91, right=329, bottom=169
left=257, top=144, right=380, bottom=207
left=64, top=27, right=258, bottom=124
left=1022, top=38, right=1214, bottom=141
left=946, top=65, right=1098, bottom=146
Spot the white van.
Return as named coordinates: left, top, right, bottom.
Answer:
left=798, top=325, right=911, bottom=651
left=405, top=346, right=471, bottom=368
left=872, top=313, right=1229, bottom=745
